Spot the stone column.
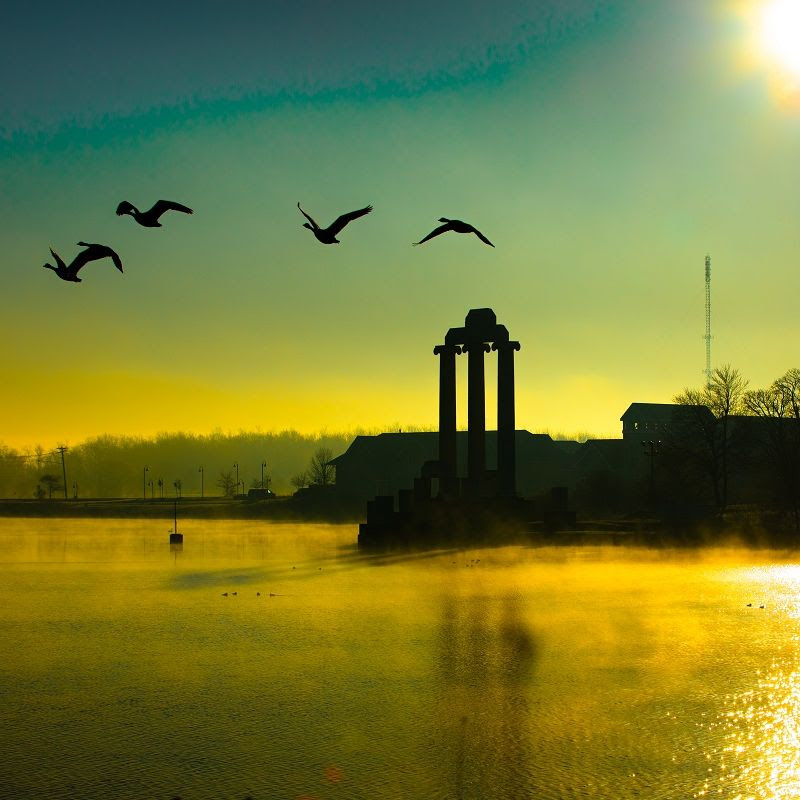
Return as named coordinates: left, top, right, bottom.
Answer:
left=463, top=341, right=490, bottom=496
left=434, top=344, right=460, bottom=496
left=494, top=340, right=520, bottom=498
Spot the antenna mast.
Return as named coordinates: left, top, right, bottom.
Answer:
left=704, top=254, right=712, bottom=385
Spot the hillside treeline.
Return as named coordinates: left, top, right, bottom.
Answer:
left=0, top=430, right=357, bottom=499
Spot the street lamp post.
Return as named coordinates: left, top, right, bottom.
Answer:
left=261, top=460, right=267, bottom=489
left=143, top=465, right=149, bottom=500
left=72, top=481, right=78, bottom=499
left=148, top=479, right=154, bottom=499
left=233, top=462, right=239, bottom=497
left=158, top=478, right=163, bottom=499
left=199, top=466, right=204, bottom=498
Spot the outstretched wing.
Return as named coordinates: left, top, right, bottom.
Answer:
left=297, top=202, right=319, bottom=230
left=412, top=222, right=452, bottom=246
left=150, top=199, right=193, bottom=218
left=71, top=242, right=124, bottom=275
left=106, top=246, right=124, bottom=272
left=471, top=227, right=495, bottom=248
left=49, top=248, right=67, bottom=269
left=328, top=205, right=373, bottom=236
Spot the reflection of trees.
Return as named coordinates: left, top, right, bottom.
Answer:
left=435, top=592, right=537, bottom=799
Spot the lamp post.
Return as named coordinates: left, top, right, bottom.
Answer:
left=199, top=465, right=204, bottom=498
left=233, top=462, right=239, bottom=497
left=72, top=481, right=78, bottom=500
left=158, top=478, right=163, bottom=499
left=143, top=465, right=149, bottom=500
left=148, top=479, right=154, bottom=499
left=261, top=460, right=267, bottom=490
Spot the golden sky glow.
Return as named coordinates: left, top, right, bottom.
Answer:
left=3, top=2, right=800, bottom=450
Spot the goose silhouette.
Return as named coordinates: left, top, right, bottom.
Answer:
left=43, top=241, right=124, bottom=282
left=116, top=199, right=193, bottom=227
left=297, top=202, right=373, bottom=244
left=413, top=218, right=494, bottom=247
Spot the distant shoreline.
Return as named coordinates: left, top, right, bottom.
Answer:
left=0, top=497, right=363, bottom=523
left=1, top=499, right=797, bottom=550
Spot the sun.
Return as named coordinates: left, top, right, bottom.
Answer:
left=759, top=0, right=800, bottom=79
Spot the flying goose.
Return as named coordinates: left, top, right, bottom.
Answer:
left=43, top=241, right=124, bottom=283
left=116, top=199, right=193, bottom=227
left=297, top=202, right=373, bottom=244
left=413, top=218, right=494, bottom=247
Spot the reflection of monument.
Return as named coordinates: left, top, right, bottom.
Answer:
left=359, top=308, right=570, bottom=547
left=434, top=593, right=536, bottom=796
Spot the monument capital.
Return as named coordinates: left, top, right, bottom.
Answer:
left=492, top=340, right=520, bottom=352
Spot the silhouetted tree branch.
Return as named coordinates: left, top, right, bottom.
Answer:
left=291, top=471, right=309, bottom=491
left=216, top=471, right=236, bottom=498
left=673, top=364, right=748, bottom=512
left=744, top=368, right=800, bottom=530
left=39, top=474, right=61, bottom=499
left=308, top=448, right=334, bottom=486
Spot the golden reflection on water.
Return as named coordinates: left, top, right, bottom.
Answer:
left=2, top=519, right=800, bottom=799
left=693, top=564, right=800, bottom=800
left=696, top=666, right=800, bottom=800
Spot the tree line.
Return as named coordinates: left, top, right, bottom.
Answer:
left=666, top=365, right=800, bottom=528
left=0, top=430, right=353, bottom=499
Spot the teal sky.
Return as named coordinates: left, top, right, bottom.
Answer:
left=2, top=0, right=799, bottom=449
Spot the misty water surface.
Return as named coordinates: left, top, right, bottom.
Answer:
left=1, top=518, right=799, bottom=799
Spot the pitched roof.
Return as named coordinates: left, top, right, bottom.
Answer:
left=620, top=402, right=712, bottom=422
left=329, top=430, right=568, bottom=469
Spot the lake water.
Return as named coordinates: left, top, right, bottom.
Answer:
left=1, top=518, right=800, bottom=799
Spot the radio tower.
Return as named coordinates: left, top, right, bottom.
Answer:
left=704, top=254, right=712, bottom=386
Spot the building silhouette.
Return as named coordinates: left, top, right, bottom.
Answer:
left=329, top=309, right=800, bottom=542
left=356, top=309, right=575, bottom=546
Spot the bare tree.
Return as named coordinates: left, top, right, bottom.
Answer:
left=744, top=369, right=800, bottom=530
left=674, top=364, right=748, bottom=511
left=308, top=448, right=335, bottom=486
left=39, top=474, right=61, bottom=499
left=216, top=471, right=236, bottom=498
left=291, top=471, right=309, bottom=491
left=774, top=368, right=800, bottom=420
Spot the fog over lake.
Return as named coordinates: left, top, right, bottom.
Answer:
left=1, top=518, right=799, bottom=799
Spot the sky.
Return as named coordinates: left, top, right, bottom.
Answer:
left=2, top=0, right=800, bottom=450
